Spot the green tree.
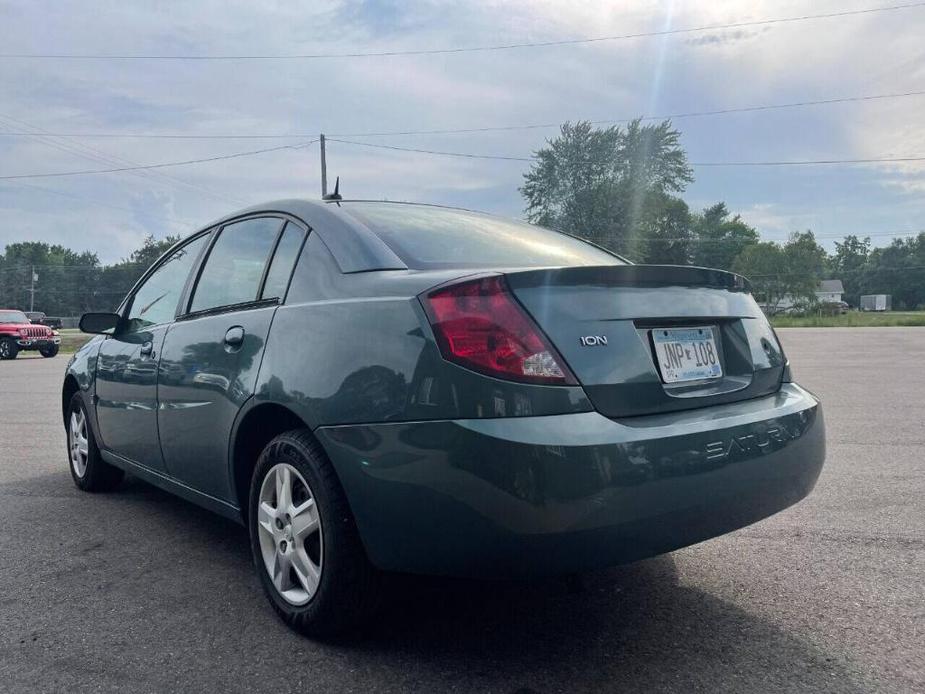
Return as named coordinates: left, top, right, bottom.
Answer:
left=521, top=119, right=693, bottom=258
left=691, top=203, right=760, bottom=270
left=0, top=242, right=99, bottom=315
left=634, top=192, right=693, bottom=265
left=830, top=235, right=870, bottom=305
left=732, top=242, right=788, bottom=310
left=782, top=231, right=827, bottom=303
left=859, top=233, right=925, bottom=309
left=732, top=231, right=826, bottom=313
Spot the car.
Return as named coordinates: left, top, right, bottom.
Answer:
left=0, top=308, right=61, bottom=359
left=63, top=200, right=826, bottom=636
left=25, top=311, right=64, bottom=329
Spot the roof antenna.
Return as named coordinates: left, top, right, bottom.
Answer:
left=323, top=176, right=342, bottom=201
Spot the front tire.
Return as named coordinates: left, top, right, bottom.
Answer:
left=67, top=392, right=124, bottom=492
left=248, top=429, right=380, bottom=637
left=40, top=344, right=60, bottom=358
left=0, top=337, right=18, bottom=360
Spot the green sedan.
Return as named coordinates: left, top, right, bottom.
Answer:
left=63, top=200, right=825, bottom=635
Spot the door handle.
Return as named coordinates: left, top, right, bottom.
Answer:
left=224, top=326, right=245, bottom=347
left=139, top=341, right=154, bottom=357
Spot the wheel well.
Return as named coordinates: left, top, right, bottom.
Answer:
left=231, top=403, right=313, bottom=519
left=62, top=375, right=80, bottom=426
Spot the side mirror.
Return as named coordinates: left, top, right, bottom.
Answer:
left=79, top=312, right=121, bottom=335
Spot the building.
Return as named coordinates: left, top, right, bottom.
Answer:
left=815, top=279, right=844, bottom=304
left=771, top=279, right=845, bottom=313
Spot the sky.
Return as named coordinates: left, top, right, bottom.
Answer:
left=1, top=0, right=924, bottom=264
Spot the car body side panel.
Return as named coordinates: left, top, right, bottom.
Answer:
left=157, top=305, right=276, bottom=502
left=252, top=234, right=592, bottom=430
left=94, top=326, right=171, bottom=471
left=315, top=383, right=824, bottom=578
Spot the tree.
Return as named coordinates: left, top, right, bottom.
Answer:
left=691, top=203, right=759, bottom=270
left=830, top=235, right=870, bottom=305
left=634, top=192, right=693, bottom=265
left=859, top=233, right=925, bottom=309
left=521, top=119, right=693, bottom=258
left=782, top=231, right=827, bottom=303
left=732, top=242, right=788, bottom=310
left=732, top=231, right=827, bottom=313
left=0, top=241, right=99, bottom=315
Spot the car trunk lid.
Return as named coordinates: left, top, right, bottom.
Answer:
left=504, top=265, right=786, bottom=417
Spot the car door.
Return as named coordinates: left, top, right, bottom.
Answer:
left=94, top=231, right=211, bottom=470
left=157, top=216, right=307, bottom=502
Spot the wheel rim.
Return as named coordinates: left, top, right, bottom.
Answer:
left=69, top=409, right=89, bottom=478
left=256, top=463, right=323, bottom=606
left=0, top=341, right=9, bottom=357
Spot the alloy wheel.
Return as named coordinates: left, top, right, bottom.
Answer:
left=256, top=463, right=323, bottom=606
left=0, top=341, right=10, bottom=358
left=69, top=409, right=89, bottom=478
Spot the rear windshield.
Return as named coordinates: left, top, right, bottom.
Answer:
left=337, top=202, right=623, bottom=269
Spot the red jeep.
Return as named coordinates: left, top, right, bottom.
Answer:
left=0, top=309, right=61, bottom=359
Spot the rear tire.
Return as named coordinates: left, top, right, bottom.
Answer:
left=67, top=392, right=124, bottom=492
left=40, top=344, right=59, bottom=358
left=0, top=337, right=18, bottom=360
left=248, top=429, right=380, bottom=637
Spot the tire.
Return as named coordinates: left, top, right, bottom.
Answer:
left=0, top=337, right=18, bottom=360
left=248, top=429, right=380, bottom=637
left=66, top=392, right=124, bottom=492
left=40, top=344, right=60, bottom=358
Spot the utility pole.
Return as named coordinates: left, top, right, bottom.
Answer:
left=29, top=264, right=36, bottom=312
left=319, top=133, right=328, bottom=198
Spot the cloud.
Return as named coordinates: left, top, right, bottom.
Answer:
left=0, top=0, right=922, bottom=262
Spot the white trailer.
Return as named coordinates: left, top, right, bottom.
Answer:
left=860, top=294, right=891, bottom=311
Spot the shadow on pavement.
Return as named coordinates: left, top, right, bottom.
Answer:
left=2, top=469, right=867, bottom=693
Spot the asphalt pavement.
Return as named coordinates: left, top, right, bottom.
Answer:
left=0, top=328, right=922, bottom=693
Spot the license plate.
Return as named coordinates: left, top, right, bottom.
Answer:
left=652, top=327, right=722, bottom=383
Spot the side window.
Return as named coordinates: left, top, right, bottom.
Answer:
left=261, top=223, right=306, bottom=301
left=189, top=217, right=283, bottom=313
left=125, top=233, right=208, bottom=332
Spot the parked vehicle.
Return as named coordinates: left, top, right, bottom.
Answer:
left=63, top=200, right=826, bottom=635
left=0, top=309, right=61, bottom=359
left=861, top=294, right=891, bottom=311
left=24, top=311, right=63, bottom=329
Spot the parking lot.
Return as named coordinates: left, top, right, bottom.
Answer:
left=0, top=328, right=922, bottom=693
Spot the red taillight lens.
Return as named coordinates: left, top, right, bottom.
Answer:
left=421, top=275, right=576, bottom=385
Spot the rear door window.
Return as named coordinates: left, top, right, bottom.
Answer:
left=261, top=223, right=306, bottom=301
left=189, top=217, right=283, bottom=313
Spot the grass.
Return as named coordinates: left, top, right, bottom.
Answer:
left=771, top=311, right=925, bottom=328
left=57, top=328, right=91, bottom=353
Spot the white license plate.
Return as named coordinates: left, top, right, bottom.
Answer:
left=652, top=327, right=722, bottom=383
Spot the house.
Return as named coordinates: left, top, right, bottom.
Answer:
left=770, top=279, right=845, bottom=313
left=815, top=279, right=844, bottom=304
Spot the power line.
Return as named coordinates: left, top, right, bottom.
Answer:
left=1, top=3, right=921, bottom=60
left=0, top=140, right=316, bottom=181
left=332, top=90, right=925, bottom=138
left=2, top=89, right=922, bottom=140
left=0, top=113, right=248, bottom=206
left=326, top=137, right=925, bottom=167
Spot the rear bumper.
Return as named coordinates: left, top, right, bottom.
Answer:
left=317, top=383, right=825, bottom=578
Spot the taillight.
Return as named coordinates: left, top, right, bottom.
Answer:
left=421, top=275, right=576, bottom=385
